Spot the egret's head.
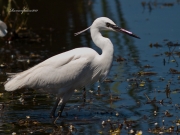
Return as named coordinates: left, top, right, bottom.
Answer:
left=91, top=17, right=117, bottom=31
left=75, top=17, right=140, bottom=39
left=92, top=17, right=140, bottom=39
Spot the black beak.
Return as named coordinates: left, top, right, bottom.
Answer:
left=106, top=22, right=140, bottom=39
left=118, top=28, right=140, bottom=39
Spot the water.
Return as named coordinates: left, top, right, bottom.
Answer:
left=0, top=0, right=180, bottom=134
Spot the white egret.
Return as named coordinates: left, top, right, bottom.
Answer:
left=4, top=17, right=140, bottom=121
left=0, top=20, right=8, bottom=37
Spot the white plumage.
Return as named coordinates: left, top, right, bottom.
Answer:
left=0, top=20, right=8, bottom=37
left=4, top=17, right=139, bottom=121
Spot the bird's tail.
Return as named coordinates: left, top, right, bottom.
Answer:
left=4, top=72, right=26, bottom=91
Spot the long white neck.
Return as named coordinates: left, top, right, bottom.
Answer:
left=90, top=27, right=114, bottom=58
left=90, top=27, right=114, bottom=75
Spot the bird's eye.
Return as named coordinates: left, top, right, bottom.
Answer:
left=106, top=22, right=111, bottom=27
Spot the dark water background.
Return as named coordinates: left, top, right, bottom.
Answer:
left=0, top=0, right=180, bottom=134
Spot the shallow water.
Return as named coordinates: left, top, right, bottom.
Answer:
left=0, top=0, right=180, bottom=134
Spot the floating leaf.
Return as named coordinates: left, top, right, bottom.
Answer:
left=109, top=128, right=121, bottom=135
left=171, top=60, right=176, bottom=62
left=169, top=68, right=180, bottom=74
left=138, top=71, right=157, bottom=76
left=139, top=81, right=145, bottom=87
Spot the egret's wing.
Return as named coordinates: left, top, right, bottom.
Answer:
left=4, top=48, right=97, bottom=91
left=27, top=56, right=91, bottom=90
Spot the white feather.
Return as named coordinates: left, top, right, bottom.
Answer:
left=4, top=47, right=105, bottom=94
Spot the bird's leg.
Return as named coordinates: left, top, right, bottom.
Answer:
left=57, top=103, right=66, bottom=117
left=53, top=103, right=66, bottom=124
left=54, top=91, right=74, bottom=124
left=50, top=97, right=60, bottom=118
left=83, top=87, right=86, bottom=104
